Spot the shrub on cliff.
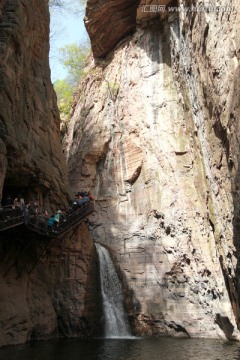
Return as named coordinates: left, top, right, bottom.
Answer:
left=54, top=42, right=90, bottom=138
left=58, top=42, right=90, bottom=86
left=54, top=79, right=73, bottom=117
left=54, top=79, right=73, bottom=139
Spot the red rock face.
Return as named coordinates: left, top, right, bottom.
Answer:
left=0, top=0, right=69, bottom=208
left=85, top=0, right=140, bottom=58
left=85, top=0, right=174, bottom=58
left=0, top=0, right=99, bottom=347
left=66, top=0, right=240, bottom=340
left=0, top=224, right=100, bottom=346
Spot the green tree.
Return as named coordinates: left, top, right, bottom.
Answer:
left=49, top=1, right=89, bottom=133
left=58, top=42, right=90, bottom=85
left=54, top=79, right=75, bottom=138
left=54, top=79, right=74, bottom=117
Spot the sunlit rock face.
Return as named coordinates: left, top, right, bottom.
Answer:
left=0, top=0, right=69, bottom=207
left=84, top=0, right=173, bottom=58
left=84, top=0, right=139, bottom=58
left=65, top=0, right=240, bottom=339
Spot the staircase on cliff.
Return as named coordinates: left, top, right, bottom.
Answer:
left=0, top=202, right=94, bottom=237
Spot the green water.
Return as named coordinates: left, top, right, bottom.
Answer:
left=0, top=337, right=239, bottom=360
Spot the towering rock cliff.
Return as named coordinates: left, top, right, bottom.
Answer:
left=0, top=0, right=98, bottom=346
left=65, top=0, right=240, bottom=339
left=0, top=0, right=68, bottom=207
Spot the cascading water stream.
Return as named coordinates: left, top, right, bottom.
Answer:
left=95, top=243, right=132, bottom=338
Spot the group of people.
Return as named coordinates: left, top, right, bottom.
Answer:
left=46, top=192, right=94, bottom=232
left=0, top=191, right=94, bottom=233
left=42, top=209, right=66, bottom=232
left=1, top=195, right=25, bottom=210
left=1, top=195, right=51, bottom=226
left=71, top=191, right=94, bottom=211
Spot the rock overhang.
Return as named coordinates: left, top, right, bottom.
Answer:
left=85, top=0, right=174, bottom=58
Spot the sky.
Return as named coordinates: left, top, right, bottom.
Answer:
left=49, top=4, right=88, bottom=83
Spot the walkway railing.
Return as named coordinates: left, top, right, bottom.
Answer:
left=0, top=202, right=94, bottom=237
left=0, top=207, right=24, bottom=231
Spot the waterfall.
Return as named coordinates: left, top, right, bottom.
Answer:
left=95, top=243, right=132, bottom=338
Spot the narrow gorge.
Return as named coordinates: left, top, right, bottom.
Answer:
left=0, top=0, right=240, bottom=349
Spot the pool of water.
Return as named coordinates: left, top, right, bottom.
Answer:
left=0, top=337, right=240, bottom=360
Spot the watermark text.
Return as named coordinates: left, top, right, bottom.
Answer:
left=141, top=4, right=234, bottom=14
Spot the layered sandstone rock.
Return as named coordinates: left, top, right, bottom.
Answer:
left=84, top=0, right=139, bottom=58
left=65, top=0, right=240, bottom=339
left=84, top=0, right=174, bottom=58
left=0, top=0, right=98, bottom=347
left=0, top=0, right=69, bottom=208
left=0, top=224, right=100, bottom=346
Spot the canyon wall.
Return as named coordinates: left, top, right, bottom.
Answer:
left=0, top=224, right=100, bottom=347
left=0, top=0, right=98, bottom=346
left=0, top=0, right=69, bottom=208
left=65, top=0, right=240, bottom=339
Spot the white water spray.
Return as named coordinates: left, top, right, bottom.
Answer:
left=95, top=243, right=132, bottom=338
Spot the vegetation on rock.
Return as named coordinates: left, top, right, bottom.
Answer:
left=49, top=0, right=89, bottom=138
